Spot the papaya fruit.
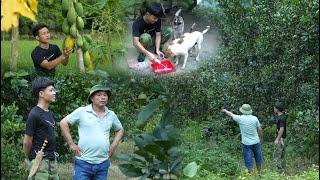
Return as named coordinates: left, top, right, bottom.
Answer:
left=70, top=23, right=77, bottom=38
left=82, top=39, right=89, bottom=52
left=64, top=35, right=75, bottom=51
left=61, top=0, right=70, bottom=12
left=67, top=4, right=77, bottom=25
left=62, top=19, right=70, bottom=34
left=76, top=34, right=83, bottom=47
left=84, top=34, right=93, bottom=43
left=83, top=51, right=90, bottom=67
left=75, top=2, right=84, bottom=17
left=76, top=16, right=84, bottom=30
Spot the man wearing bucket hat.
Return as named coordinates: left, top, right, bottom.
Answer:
left=60, top=84, right=124, bottom=179
left=222, top=104, right=264, bottom=173
left=132, top=2, right=173, bottom=65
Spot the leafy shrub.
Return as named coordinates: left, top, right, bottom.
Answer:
left=1, top=104, right=27, bottom=179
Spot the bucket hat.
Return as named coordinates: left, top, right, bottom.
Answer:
left=239, top=104, right=253, bottom=115
left=87, top=84, right=111, bottom=104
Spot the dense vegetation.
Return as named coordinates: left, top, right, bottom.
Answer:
left=1, top=0, right=318, bottom=179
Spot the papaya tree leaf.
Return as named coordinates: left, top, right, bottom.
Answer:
left=136, top=98, right=163, bottom=128
left=118, top=164, right=143, bottom=177
left=116, top=153, right=133, bottom=162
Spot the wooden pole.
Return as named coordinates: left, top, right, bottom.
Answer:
left=10, top=26, right=19, bottom=71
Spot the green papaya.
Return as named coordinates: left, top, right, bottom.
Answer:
left=84, top=34, right=92, bottom=43
left=82, top=39, right=89, bottom=52
left=75, top=2, right=84, bottom=17
left=62, top=19, right=70, bottom=34
left=67, top=4, right=77, bottom=25
left=70, top=23, right=77, bottom=38
left=61, top=0, right=70, bottom=12
left=76, top=34, right=83, bottom=47
left=83, top=51, right=90, bottom=67
left=76, top=16, right=84, bottom=30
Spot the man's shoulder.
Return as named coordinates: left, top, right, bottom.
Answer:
left=28, top=106, right=42, bottom=119
left=49, top=44, right=60, bottom=50
left=133, top=16, right=144, bottom=24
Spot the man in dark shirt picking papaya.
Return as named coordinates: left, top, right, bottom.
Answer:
left=31, top=24, right=72, bottom=77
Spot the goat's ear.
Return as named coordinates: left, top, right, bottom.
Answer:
left=168, top=41, right=174, bottom=45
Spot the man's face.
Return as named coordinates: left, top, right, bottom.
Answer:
left=146, top=13, right=159, bottom=24
left=39, top=85, right=56, bottom=103
left=37, top=27, right=50, bottom=43
left=273, top=107, right=278, bottom=114
left=91, top=91, right=109, bottom=107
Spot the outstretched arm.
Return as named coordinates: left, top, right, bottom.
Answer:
left=132, top=37, right=158, bottom=62
left=222, top=109, right=234, bottom=117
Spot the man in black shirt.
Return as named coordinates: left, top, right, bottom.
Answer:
left=31, top=24, right=72, bottom=76
left=132, top=2, right=173, bottom=63
left=23, top=77, right=59, bottom=179
left=273, top=102, right=286, bottom=173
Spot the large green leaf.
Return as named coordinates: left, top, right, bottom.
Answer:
left=183, top=162, right=198, bottom=178
left=154, top=140, right=175, bottom=150
left=134, top=149, right=153, bottom=162
left=118, top=164, right=143, bottom=177
left=144, top=144, right=165, bottom=161
left=116, top=153, right=133, bottom=162
left=136, top=98, right=163, bottom=128
left=134, top=134, right=155, bottom=148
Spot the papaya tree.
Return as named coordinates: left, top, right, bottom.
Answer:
left=1, top=0, right=38, bottom=71
left=61, top=0, right=94, bottom=72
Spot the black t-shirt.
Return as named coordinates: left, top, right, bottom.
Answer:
left=276, top=114, right=287, bottom=138
left=25, top=106, right=57, bottom=160
left=132, top=15, right=161, bottom=37
left=31, top=44, right=62, bottom=75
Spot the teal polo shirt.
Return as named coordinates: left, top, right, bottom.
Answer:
left=66, top=104, right=123, bottom=164
left=231, top=114, right=261, bottom=145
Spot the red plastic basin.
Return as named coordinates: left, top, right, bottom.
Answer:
left=151, top=59, right=176, bottom=74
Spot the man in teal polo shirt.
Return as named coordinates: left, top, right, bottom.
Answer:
left=222, top=104, right=264, bottom=173
left=60, top=84, right=124, bottom=179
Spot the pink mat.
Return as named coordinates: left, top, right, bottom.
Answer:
left=127, top=58, right=150, bottom=71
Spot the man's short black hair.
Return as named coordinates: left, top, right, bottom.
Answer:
left=32, top=24, right=48, bottom=37
left=274, top=102, right=285, bottom=112
left=32, top=77, right=55, bottom=97
left=146, top=2, right=165, bottom=18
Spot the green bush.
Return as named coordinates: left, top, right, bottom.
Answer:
left=1, top=104, right=27, bottom=179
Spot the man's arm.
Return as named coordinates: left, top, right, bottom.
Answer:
left=60, top=117, right=82, bottom=156
left=274, top=127, right=284, bottom=145
left=132, top=37, right=157, bottom=62
left=23, top=134, right=33, bottom=160
left=155, top=32, right=164, bottom=57
left=40, top=49, right=72, bottom=70
left=258, top=127, right=263, bottom=143
left=222, top=109, right=234, bottom=117
left=108, top=128, right=124, bottom=157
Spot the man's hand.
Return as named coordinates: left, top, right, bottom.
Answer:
left=146, top=52, right=156, bottom=62
left=108, top=144, right=118, bottom=157
left=274, top=139, right=280, bottom=146
left=62, top=49, right=73, bottom=59
left=69, top=143, right=82, bottom=156
left=156, top=50, right=164, bottom=59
